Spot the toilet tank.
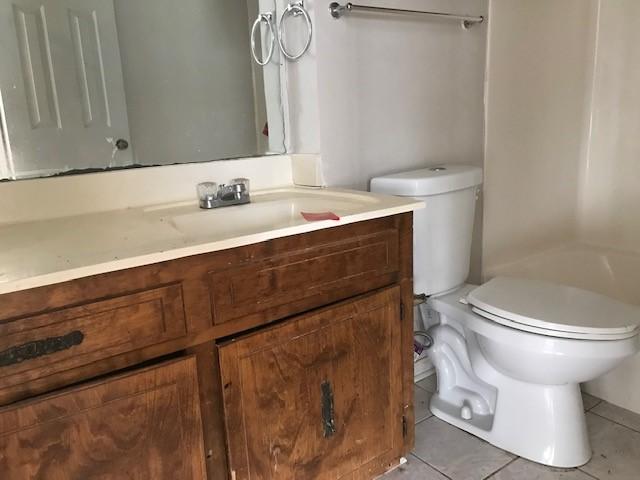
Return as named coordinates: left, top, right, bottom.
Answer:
left=371, top=165, right=483, bottom=296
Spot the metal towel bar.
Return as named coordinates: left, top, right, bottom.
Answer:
left=328, top=2, right=484, bottom=29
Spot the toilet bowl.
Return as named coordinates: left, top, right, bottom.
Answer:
left=427, top=281, right=639, bottom=467
left=370, top=165, right=640, bottom=468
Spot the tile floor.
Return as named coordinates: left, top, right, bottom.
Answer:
left=383, top=375, right=640, bottom=480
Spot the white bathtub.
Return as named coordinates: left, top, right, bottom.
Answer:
left=485, top=242, right=640, bottom=414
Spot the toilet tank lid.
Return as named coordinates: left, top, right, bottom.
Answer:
left=370, top=165, right=483, bottom=196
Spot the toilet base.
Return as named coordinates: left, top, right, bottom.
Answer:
left=429, top=373, right=591, bottom=468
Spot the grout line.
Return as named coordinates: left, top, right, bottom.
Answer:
left=588, top=410, right=640, bottom=435
left=587, top=400, right=603, bottom=411
left=577, top=467, right=600, bottom=480
left=585, top=399, right=603, bottom=412
left=482, top=456, right=519, bottom=479
left=409, top=453, right=454, bottom=480
left=415, top=413, right=434, bottom=425
left=415, top=382, right=437, bottom=394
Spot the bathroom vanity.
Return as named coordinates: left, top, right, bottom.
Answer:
left=0, top=188, right=420, bottom=480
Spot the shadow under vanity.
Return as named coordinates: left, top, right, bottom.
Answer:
left=0, top=213, right=415, bottom=479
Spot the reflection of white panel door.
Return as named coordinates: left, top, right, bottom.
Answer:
left=0, top=0, right=132, bottom=178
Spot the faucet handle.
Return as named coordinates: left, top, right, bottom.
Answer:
left=197, top=182, right=217, bottom=209
left=230, top=178, right=250, bottom=193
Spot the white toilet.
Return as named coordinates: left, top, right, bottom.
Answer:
left=371, top=166, right=640, bottom=468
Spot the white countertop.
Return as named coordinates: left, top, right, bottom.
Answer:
left=0, top=187, right=423, bottom=295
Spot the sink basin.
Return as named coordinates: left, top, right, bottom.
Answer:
left=161, top=188, right=383, bottom=240
left=170, top=201, right=296, bottom=238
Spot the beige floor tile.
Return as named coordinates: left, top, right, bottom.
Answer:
left=487, top=457, right=594, bottom=479
left=417, top=374, right=437, bottom=393
left=581, top=412, right=640, bottom=480
left=413, top=416, right=514, bottom=480
left=380, top=455, right=448, bottom=479
left=591, top=400, right=640, bottom=433
left=581, top=392, right=601, bottom=411
left=415, top=385, right=433, bottom=423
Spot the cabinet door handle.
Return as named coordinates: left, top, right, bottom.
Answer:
left=321, top=381, right=336, bottom=437
left=0, top=331, right=84, bottom=367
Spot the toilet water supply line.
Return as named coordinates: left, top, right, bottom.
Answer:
left=414, top=294, right=434, bottom=361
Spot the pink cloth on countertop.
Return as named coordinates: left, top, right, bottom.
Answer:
left=300, top=212, right=340, bottom=221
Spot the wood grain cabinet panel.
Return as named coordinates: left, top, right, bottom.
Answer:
left=0, top=356, right=206, bottom=480
left=209, top=228, right=399, bottom=327
left=0, top=284, right=188, bottom=391
left=219, top=287, right=405, bottom=480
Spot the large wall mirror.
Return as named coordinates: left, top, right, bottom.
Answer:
left=0, top=0, right=285, bottom=180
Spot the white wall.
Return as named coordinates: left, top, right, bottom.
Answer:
left=483, top=0, right=640, bottom=278
left=287, top=0, right=488, bottom=280
left=576, top=0, right=640, bottom=412
left=579, top=0, right=640, bottom=255
left=114, top=0, right=259, bottom=166
left=280, top=0, right=322, bottom=155
left=482, top=0, right=598, bottom=272
left=315, top=0, right=488, bottom=191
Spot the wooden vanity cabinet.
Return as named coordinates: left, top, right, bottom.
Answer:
left=0, top=213, right=414, bottom=480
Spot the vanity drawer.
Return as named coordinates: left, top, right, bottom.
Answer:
left=0, top=284, right=188, bottom=390
left=209, top=227, right=400, bottom=327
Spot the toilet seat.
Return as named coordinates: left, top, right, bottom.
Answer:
left=467, top=277, right=640, bottom=340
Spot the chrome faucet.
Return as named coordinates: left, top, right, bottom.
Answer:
left=197, top=178, right=250, bottom=209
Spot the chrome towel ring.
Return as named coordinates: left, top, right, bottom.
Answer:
left=251, top=12, right=276, bottom=66
left=278, top=1, right=312, bottom=61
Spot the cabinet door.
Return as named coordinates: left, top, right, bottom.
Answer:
left=0, top=357, right=207, bottom=480
left=219, top=287, right=404, bottom=480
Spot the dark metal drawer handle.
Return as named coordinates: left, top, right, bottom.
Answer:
left=321, top=381, right=336, bottom=438
left=0, top=331, right=84, bottom=367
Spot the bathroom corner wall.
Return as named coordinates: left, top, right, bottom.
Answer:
left=578, top=0, right=640, bottom=255
left=482, top=0, right=598, bottom=273
left=482, top=0, right=640, bottom=414
left=575, top=1, right=640, bottom=412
